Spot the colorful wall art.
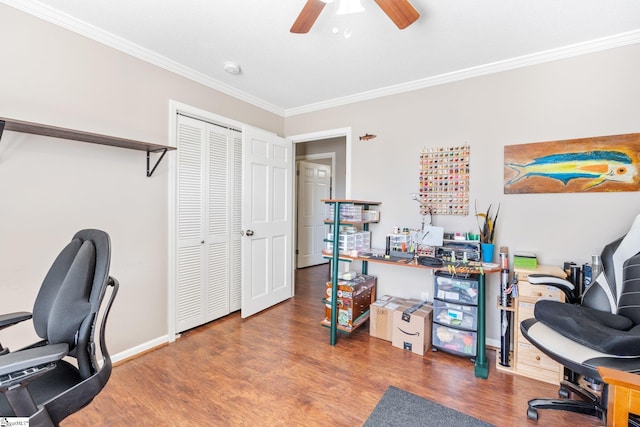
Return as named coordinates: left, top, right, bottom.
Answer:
left=419, top=145, right=470, bottom=215
left=504, top=133, right=640, bottom=194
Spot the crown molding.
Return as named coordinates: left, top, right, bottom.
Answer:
left=4, top=1, right=639, bottom=119
left=284, top=29, right=640, bottom=117
left=2, top=0, right=286, bottom=117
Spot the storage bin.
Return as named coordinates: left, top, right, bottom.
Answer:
left=433, top=325, right=477, bottom=357
left=434, top=273, right=479, bottom=305
left=433, top=300, right=477, bottom=331
left=326, top=204, right=363, bottom=221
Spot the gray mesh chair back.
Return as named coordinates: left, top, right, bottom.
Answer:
left=0, top=229, right=118, bottom=426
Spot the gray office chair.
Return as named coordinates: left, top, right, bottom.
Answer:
left=520, top=215, right=640, bottom=424
left=0, top=229, right=119, bottom=426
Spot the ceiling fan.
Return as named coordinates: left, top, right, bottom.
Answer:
left=290, top=0, right=420, bottom=34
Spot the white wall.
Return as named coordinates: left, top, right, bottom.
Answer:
left=0, top=4, right=283, bottom=357
left=285, top=43, right=640, bottom=346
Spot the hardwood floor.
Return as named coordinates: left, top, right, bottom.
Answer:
left=64, top=264, right=603, bottom=426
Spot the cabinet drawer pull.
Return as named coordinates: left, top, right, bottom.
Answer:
left=536, top=356, right=541, bottom=361
left=536, top=292, right=542, bottom=296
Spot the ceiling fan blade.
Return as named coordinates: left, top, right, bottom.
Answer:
left=374, top=0, right=420, bottom=29
left=290, top=0, right=327, bottom=34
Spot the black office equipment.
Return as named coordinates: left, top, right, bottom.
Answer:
left=0, top=229, right=119, bottom=426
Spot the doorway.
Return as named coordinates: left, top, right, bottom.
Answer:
left=296, top=158, right=331, bottom=268
left=168, top=101, right=294, bottom=339
left=291, top=131, right=350, bottom=269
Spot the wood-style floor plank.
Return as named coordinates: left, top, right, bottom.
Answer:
left=64, top=264, right=603, bottom=426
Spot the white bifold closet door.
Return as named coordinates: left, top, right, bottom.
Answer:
left=176, top=115, right=242, bottom=333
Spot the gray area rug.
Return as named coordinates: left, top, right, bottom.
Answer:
left=363, top=386, right=495, bottom=427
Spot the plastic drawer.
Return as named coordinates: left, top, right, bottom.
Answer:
left=433, top=300, right=477, bottom=331
left=434, top=273, right=479, bottom=305
left=433, top=325, right=477, bottom=357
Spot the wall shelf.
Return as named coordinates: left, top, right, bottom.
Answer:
left=0, top=117, right=176, bottom=177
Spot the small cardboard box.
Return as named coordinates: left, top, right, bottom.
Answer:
left=392, top=303, right=433, bottom=355
left=369, top=296, right=406, bottom=341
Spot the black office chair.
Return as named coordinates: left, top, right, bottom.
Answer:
left=0, top=229, right=119, bottom=426
left=520, top=216, right=640, bottom=424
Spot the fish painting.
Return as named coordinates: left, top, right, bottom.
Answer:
left=505, top=150, right=637, bottom=190
left=503, top=133, right=640, bottom=194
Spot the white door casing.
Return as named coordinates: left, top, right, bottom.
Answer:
left=296, top=160, right=331, bottom=268
left=241, top=126, right=294, bottom=318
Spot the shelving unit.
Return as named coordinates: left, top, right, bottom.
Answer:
left=0, top=116, right=175, bottom=177
left=321, top=199, right=380, bottom=345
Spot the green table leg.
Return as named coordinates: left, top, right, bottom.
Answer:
left=330, top=202, right=341, bottom=346
left=475, top=272, right=489, bottom=379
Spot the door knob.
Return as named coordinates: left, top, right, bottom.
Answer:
left=245, top=229, right=254, bottom=236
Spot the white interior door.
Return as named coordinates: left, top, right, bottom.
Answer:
left=241, top=126, right=293, bottom=318
left=296, top=160, right=331, bottom=268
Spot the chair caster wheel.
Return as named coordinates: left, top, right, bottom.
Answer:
left=558, top=387, right=570, bottom=398
left=527, top=407, right=538, bottom=421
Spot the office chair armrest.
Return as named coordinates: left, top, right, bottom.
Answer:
left=0, top=343, right=68, bottom=381
left=527, top=273, right=577, bottom=303
left=0, top=311, right=33, bottom=331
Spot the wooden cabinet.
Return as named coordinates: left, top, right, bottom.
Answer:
left=497, top=264, right=566, bottom=385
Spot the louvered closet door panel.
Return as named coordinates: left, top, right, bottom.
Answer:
left=205, top=127, right=230, bottom=320
left=176, top=116, right=206, bottom=332
left=229, top=130, right=243, bottom=311
left=207, top=242, right=228, bottom=318
left=176, top=246, right=204, bottom=329
left=177, top=119, right=204, bottom=242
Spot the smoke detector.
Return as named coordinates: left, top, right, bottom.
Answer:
left=223, top=61, right=241, bottom=75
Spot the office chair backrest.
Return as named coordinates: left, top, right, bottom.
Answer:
left=616, top=253, right=640, bottom=324
left=31, top=229, right=111, bottom=379
left=582, top=236, right=623, bottom=312
left=582, top=214, right=640, bottom=314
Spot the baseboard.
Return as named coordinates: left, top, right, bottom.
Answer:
left=486, top=337, right=500, bottom=349
left=111, top=335, right=170, bottom=365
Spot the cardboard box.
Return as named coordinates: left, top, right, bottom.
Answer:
left=324, top=275, right=376, bottom=330
left=392, top=302, right=433, bottom=355
left=369, top=296, right=406, bottom=341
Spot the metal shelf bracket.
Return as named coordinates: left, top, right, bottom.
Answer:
left=146, top=148, right=168, bottom=177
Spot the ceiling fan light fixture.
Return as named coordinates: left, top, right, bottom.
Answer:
left=336, top=0, right=364, bottom=15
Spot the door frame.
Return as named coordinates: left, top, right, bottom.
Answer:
left=288, top=128, right=353, bottom=274
left=288, top=128, right=352, bottom=200
left=167, top=101, right=247, bottom=341
left=295, top=159, right=332, bottom=268
left=295, top=152, right=335, bottom=268
left=167, top=113, right=352, bottom=340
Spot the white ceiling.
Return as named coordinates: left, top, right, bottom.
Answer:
left=5, top=0, right=640, bottom=116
